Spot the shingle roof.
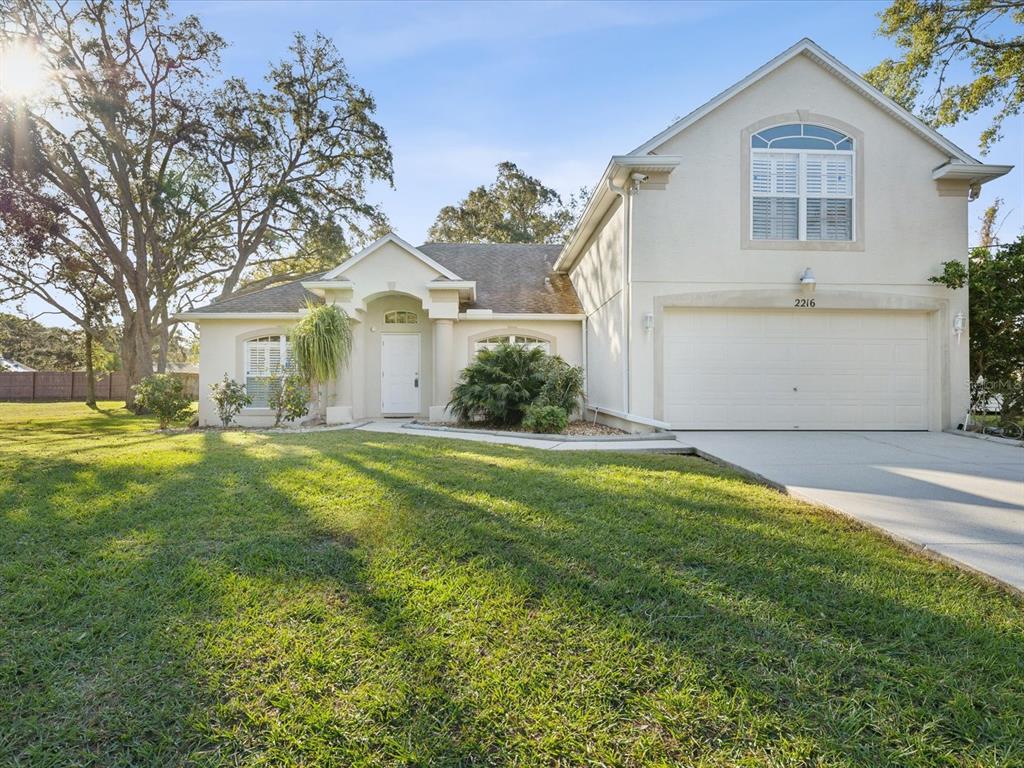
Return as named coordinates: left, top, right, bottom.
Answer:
left=188, top=272, right=327, bottom=314
left=187, top=245, right=583, bottom=316
left=419, top=243, right=582, bottom=314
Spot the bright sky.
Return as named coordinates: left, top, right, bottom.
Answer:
left=177, top=0, right=1020, bottom=245
left=7, top=0, right=1024, bottom=325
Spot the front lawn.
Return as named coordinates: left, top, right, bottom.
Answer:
left=1, top=402, right=1021, bottom=766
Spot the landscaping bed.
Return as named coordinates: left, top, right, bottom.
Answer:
left=423, top=419, right=628, bottom=437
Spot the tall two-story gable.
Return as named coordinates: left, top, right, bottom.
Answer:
left=558, top=39, right=1011, bottom=432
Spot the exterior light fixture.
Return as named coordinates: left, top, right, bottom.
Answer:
left=643, top=312, right=654, bottom=331
left=799, top=267, right=816, bottom=288
left=953, top=311, right=966, bottom=344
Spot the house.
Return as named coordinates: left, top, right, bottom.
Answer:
left=180, top=39, right=1011, bottom=432
left=0, top=358, right=35, bottom=373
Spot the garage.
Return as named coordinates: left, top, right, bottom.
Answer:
left=662, top=308, right=930, bottom=430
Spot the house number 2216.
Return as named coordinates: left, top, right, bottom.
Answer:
left=794, top=298, right=816, bottom=308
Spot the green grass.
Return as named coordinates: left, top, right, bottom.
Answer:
left=0, top=402, right=1021, bottom=767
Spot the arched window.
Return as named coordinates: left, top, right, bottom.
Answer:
left=244, top=335, right=292, bottom=407
left=384, top=310, right=418, bottom=324
left=474, top=333, right=551, bottom=355
left=751, top=123, right=854, bottom=241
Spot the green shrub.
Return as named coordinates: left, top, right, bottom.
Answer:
left=133, top=374, right=193, bottom=429
left=448, top=342, right=548, bottom=426
left=268, top=372, right=310, bottom=427
left=538, top=356, right=584, bottom=415
left=522, top=404, right=568, bottom=434
left=209, top=375, right=251, bottom=427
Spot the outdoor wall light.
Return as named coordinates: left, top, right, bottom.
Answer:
left=799, top=267, right=817, bottom=289
left=643, top=312, right=654, bottom=331
left=953, top=311, right=966, bottom=344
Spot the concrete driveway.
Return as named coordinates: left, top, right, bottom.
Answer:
left=674, top=431, right=1024, bottom=591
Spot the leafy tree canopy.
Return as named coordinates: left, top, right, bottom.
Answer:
left=428, top=162, right=586, bottom=244
left=0, top=313, right=115, bottom=371
left=0, top=0, right=392, bottom=405
left=866, top=0, right=1024, bottom=153
left=931, top=233, right=1024, bottom=419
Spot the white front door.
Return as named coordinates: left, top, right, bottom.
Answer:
left=381, top=333, right=421, bottom=415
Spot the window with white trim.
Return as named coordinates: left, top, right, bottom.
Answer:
left=384, top=310, right=418, bottom=324
left=474, top=334, right=550, bottom=355
left=751, top=123, right=854, bottom=241
left=244, top=335, right=293, bottom=407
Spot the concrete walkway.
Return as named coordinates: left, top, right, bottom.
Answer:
left=351, top=419, right=687, bottom=452
left=675, top=431, right=1024, bottom=591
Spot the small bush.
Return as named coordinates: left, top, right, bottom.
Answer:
left=448, top=343, right=548, bottom=426
left=209, top=375, right=251, bottom=427
left=268, top=372, right=310, bottom=427
left=133, top=374, right=193, bottom=429
left=522, top=404, right=568, bottom=434
left=538, top=357, right=584, bottom=415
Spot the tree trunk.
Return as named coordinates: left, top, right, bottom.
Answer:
left=157, top=306, right=169, bottom=373
left=84, top=321, right=97, bottom=409
left=121, top=317, right=154, bottom=411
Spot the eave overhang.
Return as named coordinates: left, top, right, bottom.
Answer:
left=554, top=155, right=681, bottom=274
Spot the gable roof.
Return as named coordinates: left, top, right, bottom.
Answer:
left=420, top=243, right=581, bottom=314
left=323, top=232, right=462, bottom=280
left=632, top=38, right=980, bottom=163
left=554, top=38, right=1012, bottom=274
left=179, top=272, right=326, bottom=317
left=178, top=244, right=582, bottom=319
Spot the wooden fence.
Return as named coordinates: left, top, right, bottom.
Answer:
left=0, top=371, right=199, bottom=401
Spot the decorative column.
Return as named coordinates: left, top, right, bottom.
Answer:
left=326, top=319, right=359, bottom=424
left=431, top=319, right=454, bottom=421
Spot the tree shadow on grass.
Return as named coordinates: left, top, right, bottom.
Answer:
left=300, top=435, right=1024, bottom=766
left=2, top=424, right=1022, bottom=766
left=0, top=430, right=494, bottom=766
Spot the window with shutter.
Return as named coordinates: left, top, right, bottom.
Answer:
left=473, top=334, right=551, bottom=355
left=244, top=335, right=293, bottom=407
left=750, top=123, right=854, bottom=242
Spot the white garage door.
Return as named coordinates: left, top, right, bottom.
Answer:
left=663, top=309, right=930, bottom=430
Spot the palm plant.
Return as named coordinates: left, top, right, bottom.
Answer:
left=448, top=342, right=549, bottom=426
left=291, top=302, right=353, bottom=419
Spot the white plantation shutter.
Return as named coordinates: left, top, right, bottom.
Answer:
left=752, top=153, right=798, bottom=195
left=805, top=153, right=853, bottom=240
left=752, top=197, right=798, bottom=240
left=805, top=153, right=852, bottom=196
left=752, top=151, right=799, bottom=240
left=244, top=336, right=291, bottom=407
left=750, top=125, right=854, bottom=242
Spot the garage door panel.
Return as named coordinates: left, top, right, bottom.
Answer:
left=663, top=309, right=930, bottom=430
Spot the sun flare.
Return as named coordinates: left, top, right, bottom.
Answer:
left=0, top=41, right=50, bottom=101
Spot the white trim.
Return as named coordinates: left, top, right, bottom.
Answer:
left=427, top=280, right=476, bottom=290
left=587, top=405, right=671, bottom=430
left=176, top=312, right=302, bottom=321
left=630, top=38, right=980, bottom=164
left=323, top=232, right=462, bottom=281
left=554, top=156, right=681, bottom=273
left=932, top=162, right=1013, bottom=183
left=457, top=313, right=585, bottom=321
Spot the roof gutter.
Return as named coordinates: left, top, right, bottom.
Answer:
left=932, top=161, right=1014, bottom=200
left=554, top=155, right=680, bottom=274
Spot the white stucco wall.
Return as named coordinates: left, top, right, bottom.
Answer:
left=581, top=53, right=973, bottom=429
left=194, top=315, right=583, bottom=426
left=570, top=200, right=626, bottom=413
left=196, top=318, right=301, bottom=427
left=451, top=319, right=582, bottom=373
